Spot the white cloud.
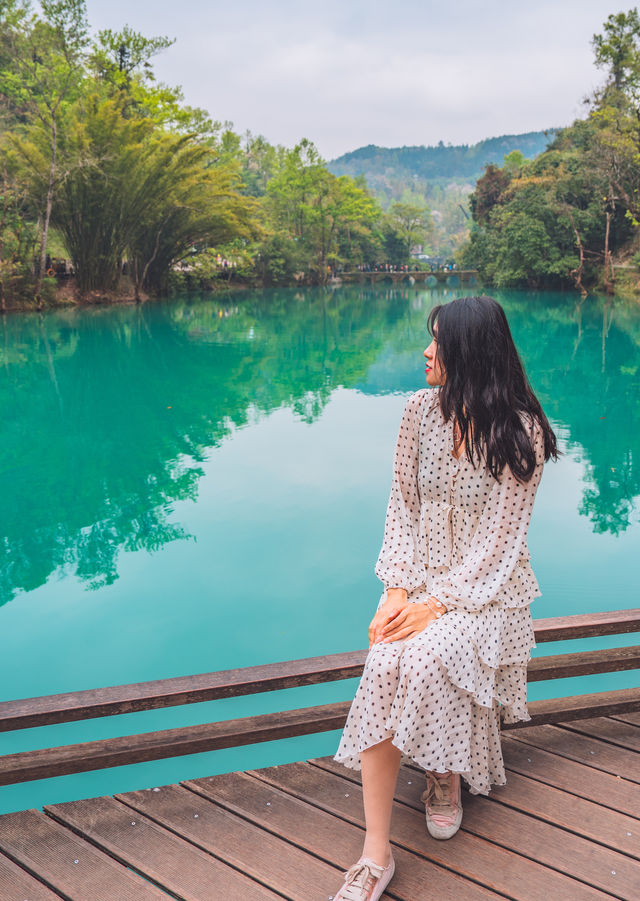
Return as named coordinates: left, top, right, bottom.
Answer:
left=84, top=0, right=623, bottom=158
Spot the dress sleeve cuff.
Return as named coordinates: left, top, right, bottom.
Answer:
left=375, top=561, right=426, bottom=593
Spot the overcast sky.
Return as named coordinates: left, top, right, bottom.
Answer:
left=84, top=0, right=626, bottom=159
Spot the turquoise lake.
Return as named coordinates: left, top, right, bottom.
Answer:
left=1, top=284, right=639, bottom=815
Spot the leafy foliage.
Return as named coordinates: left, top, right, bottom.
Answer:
left=461, top=8, right=640, bottom=292
left=0, top=2, right=390, bottom=304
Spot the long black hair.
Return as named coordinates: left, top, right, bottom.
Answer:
left=427, top=296, right=558, bottom=482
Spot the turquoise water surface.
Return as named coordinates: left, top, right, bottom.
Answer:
left=1, top=285, right=639, bottom=814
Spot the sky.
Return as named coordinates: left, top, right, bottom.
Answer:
left=84, top=0, right=627, bottom=160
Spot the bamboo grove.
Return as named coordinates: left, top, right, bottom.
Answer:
left=0, top=1, right=432, bottom=309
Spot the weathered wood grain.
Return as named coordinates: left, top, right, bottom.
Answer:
left=46, top=795, right=282, bottom=901
left=0, top=809, right=166, bottom=900
left=532, top=608, right=640, bottom=642
left=509, top=724, right=640, bottom=782
left=0, top=852, right=63, bottom=901
left=252, top=759, right=614, bottom=900
left=504, top=686, right=640, bottom=729
left=485, top=769, right=640, bottom=859
left=556, top=716, right=640, bottom=752
left=116, top=782, right=344, bottom=901
left=501, top=735, right=640, bottom=820
left=0, top=701, right=351, bottom=785
left=527, top=645, right=640, bottom=681
left=187, top=768, right=504, bottom=901
left=612, top=711, right=640, bottom=726
left=0, top=651, right=366, bottom=731
left=2, top=686, right=639, bottom=786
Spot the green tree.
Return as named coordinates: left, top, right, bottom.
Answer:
left=592, top=8, right=640, bottom=93
left=24, top=94, right=259, bottom=296
left=0, top=0, right=89, bottom=304
left=385, top=201, right=432, bottom=260
left=461, top=10, right=640, bottom=293
left=0, top=164, right=38, bottom=310
left=264, top=139, right=380, bottom=281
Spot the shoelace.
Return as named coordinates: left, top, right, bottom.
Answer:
left=337, top=860, right=384, bottom=901
left=421, top=772, right=454, bottom=816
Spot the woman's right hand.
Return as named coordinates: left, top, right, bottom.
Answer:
left=368, top=588, right=409, bottom=647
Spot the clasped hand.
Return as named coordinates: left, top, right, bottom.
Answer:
left=368, top=593, right=439, bottom=648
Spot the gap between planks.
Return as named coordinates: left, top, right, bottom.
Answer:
left=251, top=758, right=622, bottom=900
left=303, top=758, right=638, bottom=899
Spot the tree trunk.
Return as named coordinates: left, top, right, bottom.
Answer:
left=135, top=228, right=162, bottom=301
left=36, top=111, right=57, bottom=309
left=0, top=166, right=7, bottom=314
left=566, top=210, right=587, bottom=297
left=603, top=210, right=615, bottom=296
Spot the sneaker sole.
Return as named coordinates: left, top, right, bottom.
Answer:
left=426, top=807, right=463, bottom=840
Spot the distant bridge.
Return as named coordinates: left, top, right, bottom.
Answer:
left=334, top=269, right=479, bottom=287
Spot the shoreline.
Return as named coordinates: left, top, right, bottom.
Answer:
left=1, top=274, right=639, bottom=314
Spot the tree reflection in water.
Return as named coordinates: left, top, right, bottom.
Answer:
left=0, top=286, right=638, bottom=606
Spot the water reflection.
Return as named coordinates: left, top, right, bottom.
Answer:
left=0, top=286, right=638, bottom=606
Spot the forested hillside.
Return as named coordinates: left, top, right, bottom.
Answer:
left=329, top=132, right=554, bottom=184
left=328, top=132, right=554, bottom=257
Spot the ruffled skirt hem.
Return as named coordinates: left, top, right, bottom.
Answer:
left=333, top=603, right=533, bottom=796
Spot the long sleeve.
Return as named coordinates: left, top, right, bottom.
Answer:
left=430, top=422, right=545, bottom=614
left=374, top=391, right=427, bottom=592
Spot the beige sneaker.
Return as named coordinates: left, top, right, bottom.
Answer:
left=421, top=771, right=463, bottom=839
left=333, top=854, right=396, bottom=900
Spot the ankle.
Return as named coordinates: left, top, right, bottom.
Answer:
left=361, top=839, right=391, bottom=868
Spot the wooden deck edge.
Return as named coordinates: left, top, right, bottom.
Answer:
left=503, top=686, right=640, bottom=729
left=1, top=687, right=640, bottom=787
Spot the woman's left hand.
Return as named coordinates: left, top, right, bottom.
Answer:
left=378, top=602, right=437, bottom=643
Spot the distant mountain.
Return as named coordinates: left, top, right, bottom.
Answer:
left=328, top=131, right=556, bottom=183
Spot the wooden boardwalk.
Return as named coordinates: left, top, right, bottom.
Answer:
left=0, top=713, right=638, bottom=900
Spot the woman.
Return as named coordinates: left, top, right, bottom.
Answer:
left=332, top=296, right=557, bottom=901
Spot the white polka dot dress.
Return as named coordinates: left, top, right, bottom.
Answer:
left=334, top=388, right=546, bottom=795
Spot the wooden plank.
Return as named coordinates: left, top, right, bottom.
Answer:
left=0, top=651, right=366, bottom=732
left=501, top=735, right=640, bottom=820
left=612, top=711, right=640, bottom=726
left=116, top=781, right=344, bottom=901
left=187, top=768, right=503, bottom=901
left=0, top=809, right=166, bottom=900
left=1, top=609, right=638, bottom=732
left=504, top=686, right=640, bottom=729
left=532, top=608, right=640, bottom=642
left=485, top=769, right=640, bottom=860
left=0, top=701, right=351, bottom=785
left=527, top=645, right=640, bottom=681
left=557, top=717, right=640, bottom=753
left=314, top=758, right=640, bottom=901
left=458, top=786, right=640, bottom=899
left=509, top=725, right=640, bottom=782
left=46, top=795, right=281, bottom=901
left=378, top=762, right=640, bottom=897
left=248, top=759, right=611, bottom=900
left=0, top=853, right=63, bottom=901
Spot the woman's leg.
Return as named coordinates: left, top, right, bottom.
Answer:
left=360, top=736, right=402, bottom=865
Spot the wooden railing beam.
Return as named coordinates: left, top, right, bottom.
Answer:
left=1, top=687, right=639, bottom=786
left=0, top=609, right=638, bottom=733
